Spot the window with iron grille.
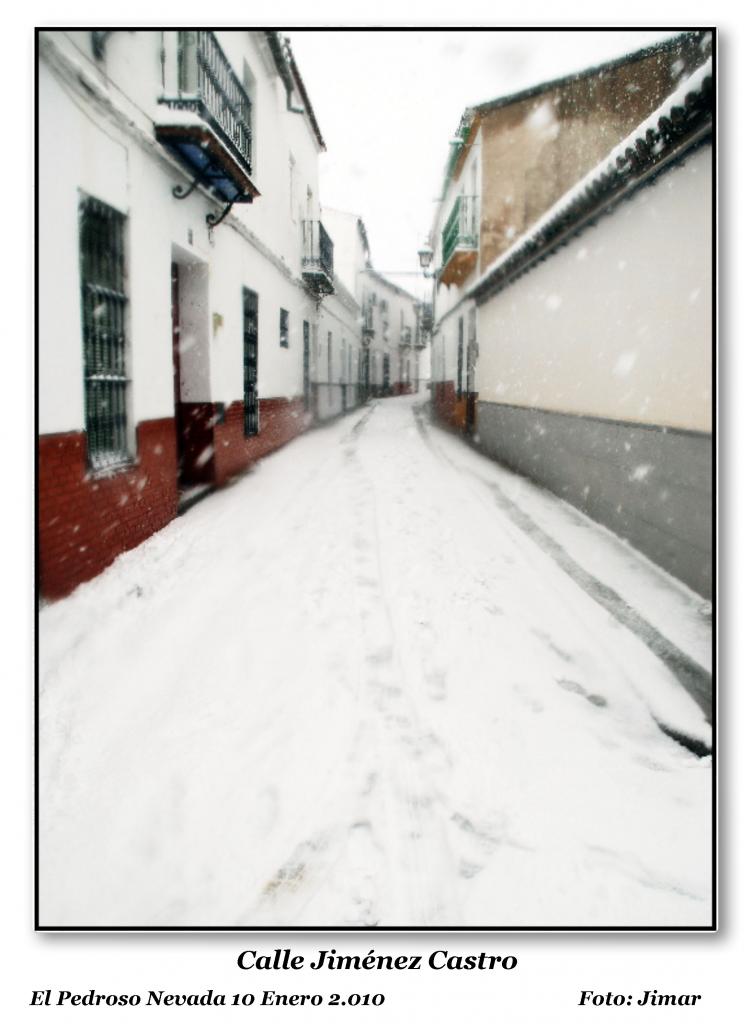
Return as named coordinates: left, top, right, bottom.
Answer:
left=279, top=308, right=289, bottom=348
left=79, top=194, right=129, bottom=470
left=243, top=288, right=259, bottom=436
left=457, top=315, right=465, bottom=398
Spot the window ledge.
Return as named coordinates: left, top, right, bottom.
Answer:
left=86, top=455, right=135, bottom=480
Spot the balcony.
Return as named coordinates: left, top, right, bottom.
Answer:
left=302, top=221, right=334, bottom=296
left=440, top=195, right=479, bottom=286
left=156, top=31, right=259, bottom=204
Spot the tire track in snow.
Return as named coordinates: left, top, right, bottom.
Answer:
left=336, top=401, right=461, bottom=925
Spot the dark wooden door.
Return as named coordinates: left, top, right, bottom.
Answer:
left=171, top=262, right=186, bottom=477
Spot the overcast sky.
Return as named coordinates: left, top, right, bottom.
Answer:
left=288, top=29, right=679, bottom=297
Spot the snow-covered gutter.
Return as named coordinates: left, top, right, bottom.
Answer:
left=469, top=58, right=713, bottom=306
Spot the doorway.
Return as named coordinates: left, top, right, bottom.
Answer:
left=171, top=253, right=212, bottom=493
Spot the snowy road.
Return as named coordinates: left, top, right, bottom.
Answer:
left=39, top=395, right=712, bottom=928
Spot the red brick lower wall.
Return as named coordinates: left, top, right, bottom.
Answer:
left=178, top=402, right=216, bottom=484
left=38, top=418, right=178, bottom=601
left=433, top=380, right=468, bottom=431
left=212, top=396, right=310, bottom=486
left=39, top=398, right=315, bottom=600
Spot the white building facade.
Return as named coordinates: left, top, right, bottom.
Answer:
left=423, top=33, right=714, bottom=596
left=324, top=208, right=425, bottom=399
left=38, top=30, right=347, bottom=599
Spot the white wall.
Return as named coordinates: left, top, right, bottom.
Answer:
left=38, top=58, right=129, bottom=434
left=477, top=148, right=712, bottom=432
left=317, top=287, right=360, bottom=388
left=39, top=30, right=326, bottom=445
left=431, top=298, right=476, bottom=390
left=322, top=207, right=367, bottom=299
left=363, top=272, right=420, bottom=389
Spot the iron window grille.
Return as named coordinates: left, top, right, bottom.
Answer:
left=79, top=194, right=130, bottom=470
left=279, top=308, right=289, bottom=348
left=243, top=287, right=259, bottom=436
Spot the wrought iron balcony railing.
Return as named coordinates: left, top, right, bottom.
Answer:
left=161, top=31, right=252, bottom=175
left=441, top=194, right=479, bottom=268
left=302, top=220, right=334, bottom=296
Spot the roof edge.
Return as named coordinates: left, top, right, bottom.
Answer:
left=264, top=31, right=326, bottom=150
left=470, top=59, right=713, bottom=306
left=472, top=29, right=711, bottom=118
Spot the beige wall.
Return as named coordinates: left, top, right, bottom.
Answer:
left=477, top=36, right=710, bottom=273
left=477, top=147, right=712, bottom=432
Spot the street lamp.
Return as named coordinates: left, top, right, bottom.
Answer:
left=417, top=243, right=434, bottom=276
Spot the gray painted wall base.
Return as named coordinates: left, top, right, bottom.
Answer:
left=476, top=402, right=712, bottom=598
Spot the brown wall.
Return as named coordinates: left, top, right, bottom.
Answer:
left=433, top=380, right=468, bottom=432
left=478, top=37, right=709, bottom=272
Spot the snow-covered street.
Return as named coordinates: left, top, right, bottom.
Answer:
left=39, top=394, right=712, bottom=928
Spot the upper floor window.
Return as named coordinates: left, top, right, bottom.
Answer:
left=280, top=308, right=289, bottom=348
left=79, top=194, right=129, bottom=470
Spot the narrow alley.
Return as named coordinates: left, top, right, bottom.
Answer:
left=39, top=394, right=712, bottom=928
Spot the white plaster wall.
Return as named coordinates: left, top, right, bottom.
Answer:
left=317, top=293, right=360, bottom=387
left=431, top=298, right=475, bottom=387
left=39, top=30, right=325, bottom=443
left=53, top=30, right=325, bottom=291
left=364, top=273, right=420, bottom=388
left=477, top=148, right=712, bottom=432
left=206, top=224, right=315, bottom=403
left=322, top=207, right=368, bottom=300
left=220, top=31, right=323, bottom=278
left=38, top=58, right=130, bottom=435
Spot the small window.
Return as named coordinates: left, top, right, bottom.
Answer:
left=327, top=331, right=333, bottom=383
left=79, top=194, right=129, bottom=469
left=279, top=308, right=289, bottom=348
